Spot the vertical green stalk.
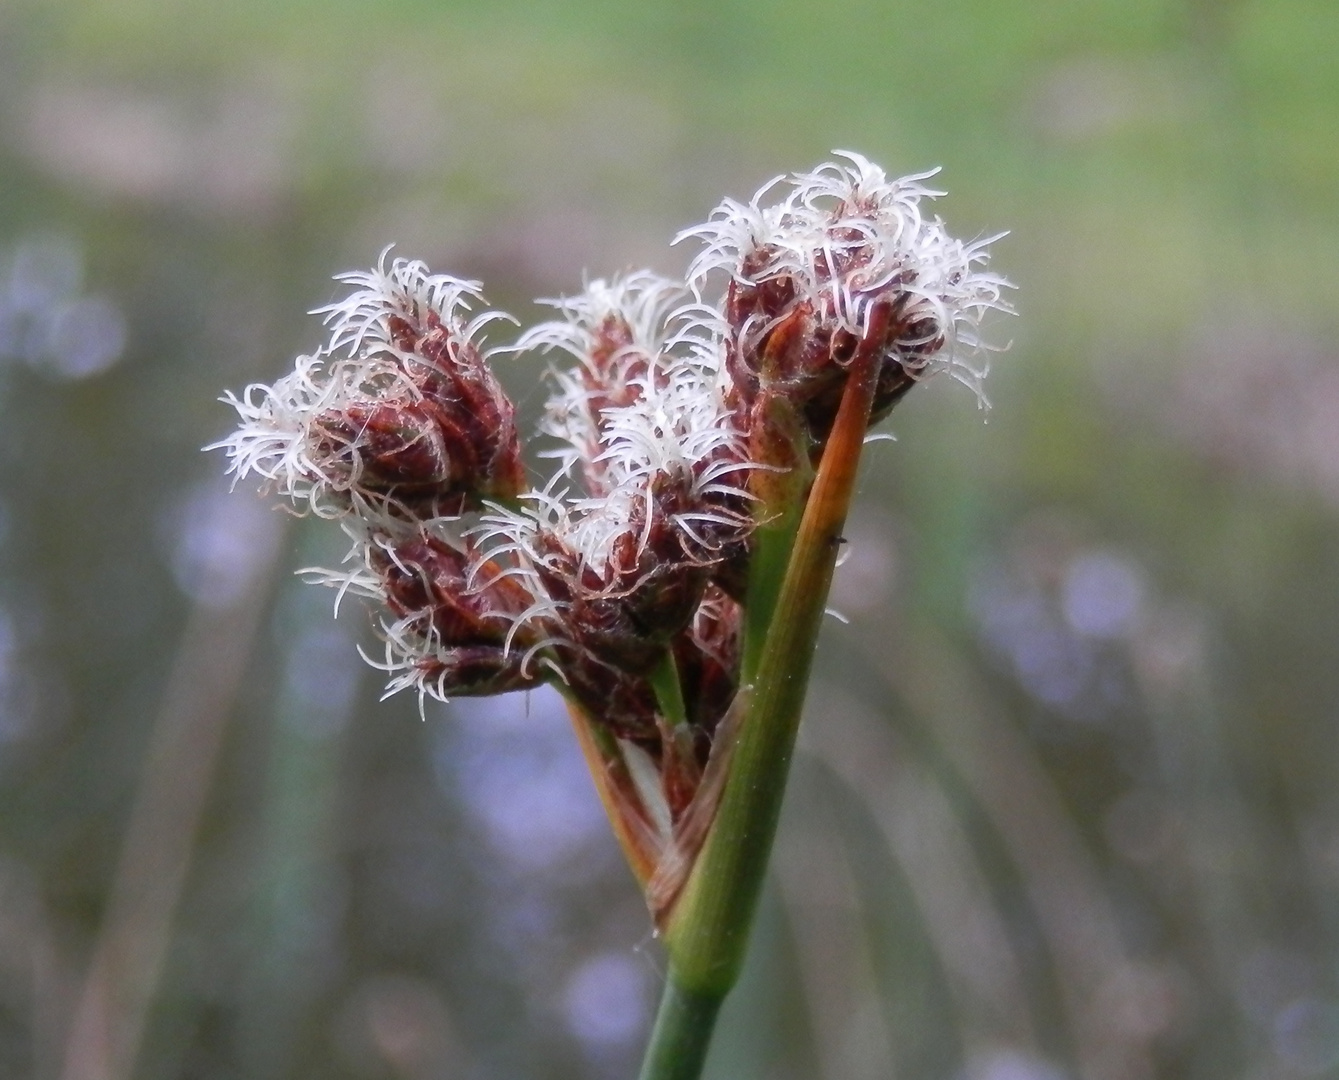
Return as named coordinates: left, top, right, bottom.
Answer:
left=637, top=313, right=888, bottom=1079
left=649, top=649, right=689, bottom=729
left=638, top=981, right=724, bottom=1080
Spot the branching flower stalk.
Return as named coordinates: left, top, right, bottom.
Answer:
left=210, top=152, right=1011, bottom=1080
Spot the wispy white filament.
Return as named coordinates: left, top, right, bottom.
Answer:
left=677, top=149, right=1013, bottom=405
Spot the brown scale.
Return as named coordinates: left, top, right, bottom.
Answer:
left=562, top=655, right=661, bottom=746
left=672, top=585, right=741, bottom=761
left=531, top=540, right=709, bottom=678
left=720, top=258, right=948, bottom=456
left=374, top=537, right=534, bottom=646
left=309, top=403, right=450, bottom=492
left=371, top=535, right=547, bottom=697
left=381, top=309, right=527, bottom=506
left=527, top=470, right=738, bottom=676
left=689, top=446, right=755, bottom=605
left=411, top=645, right=548, bottom=698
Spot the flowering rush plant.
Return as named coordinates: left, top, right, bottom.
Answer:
left=212, top=152, right=1010, bottom=1079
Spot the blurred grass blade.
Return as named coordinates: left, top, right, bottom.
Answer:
left=806, top=756, right=965, bottom=1080
left=58, top=530, right=284, bottom=1080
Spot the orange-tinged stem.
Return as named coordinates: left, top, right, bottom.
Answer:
left=661, top=302, right=890, bottom=992
left=564, top=699, right=662, bottom=888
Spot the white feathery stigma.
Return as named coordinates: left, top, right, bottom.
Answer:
left=677, top=150, right=1014, bottom=405
left=522, top=272, right=696, bottom=481
left=518, top=271, right=688, bottom=366
left=594, top=361, right=747, bottom=498
left=318, top=247, right=515, bottom=362
left=211, top=350, right=416, bottom=518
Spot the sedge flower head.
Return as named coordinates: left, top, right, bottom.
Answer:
left=678, top=150, right=1013, bottom=433
left=307, top=527, right=555, bottom=705
left=211, top=250, right=524, bottom=523
left=212, top=152, right=1011, bottom=724
left=522, top=271, right=696, bottom=492
left=467, top=340, right=754, bottom=675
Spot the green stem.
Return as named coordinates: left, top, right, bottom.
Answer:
left=648, top=649, right=688, bottom=729
left=663, top=324, right=885, bottom=997
left=636, top=977, right=724, bottom=1080
left=740, top=507, right=803, bottom=686
left=739, top=393, right=813, bottom=687
left=638, top=310, right=892, bottom=1080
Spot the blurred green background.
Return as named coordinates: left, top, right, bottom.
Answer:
left=1, top=0, right=1337, bottom=1078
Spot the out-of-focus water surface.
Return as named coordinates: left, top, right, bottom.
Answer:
left=0, top=1, right=1336, bottom=1077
